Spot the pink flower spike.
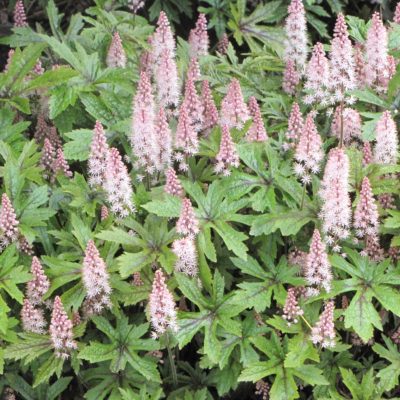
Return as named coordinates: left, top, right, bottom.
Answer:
left=131, top=71, right=156, bottom=173
left=26, top=257, right=50, bottom=306
left=374, top=111, right=398, bottom=165
left=13, top=0, right=28, bottom=27
left=305, top=229, right=332, bottom=294
left=304, top=42, right=330, bottom=105
left=286, top=102, right=304, bottom=144
left=154, top=108, right=172, bottom=171
left=106, top=32, right=127, bottom=68
left=319, top=148, right=352, bottom=245
left=182, top=75, right=203, bottom=131
left=104, top=148, right=135, bottom=218
left=88, top=121, right=109, bottom=187
left=21, top=299, right=46, bottom=334
left=220, top=78, right=249, bottom=129
left=354, top=44, right=367, bottom=88
left=165, top=167, right=184, bottom=197
left=41, top=138, right=56, bottom=178
left=365, top=12, right=389, bottom=92
left=100, top=205, right=109, bottom=221
left=282, top=59, right=300, bottom=95
left=186, top=58, right=201, bottom=82
left=139, top=36, right=155, bottom=76
left=149, top=270, right=178, bottom=337
left=354, top=177, right=379, bottom=239
left=82, top=240, right=112, bottom=316
left=172, top=236, right=198, bottom=276
left=395, top=3, right=400, bottom=24
left=217, top=34, right=229, bottom=55
left=362, top=141, right=373, bottom=167
left=294, top=113, right=323, bottom=184
left=0, top=193, right=19, bottom=250
left=153, top=11, right=175, bottom=60
left=246, top=97, right=267, bottom=142
left=311, top=300, right=336, bottom=348
left=283, top=287, right=303, bottom=325
left=201, top=80, right=218, bottom=134
left=53, top=148, right=72, bottom=179
left=189, top=14, right=209, bottom=58
left=176, top=198, right=199, bottom=237
left=50, top=296, right=77, bottom=359
left=215, top=125, right=240, bottom=176
left=155, top=48, right=180, bottom=109
left=175, top=104, right=199, bottom=157
left=330, top=107, right=362, bottom=145
left=284, top=0, right=308, bottom=71
left=34, top=114, right=50, bottom=143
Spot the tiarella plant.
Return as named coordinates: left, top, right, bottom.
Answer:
left=0, top=0, right=400, bottom=399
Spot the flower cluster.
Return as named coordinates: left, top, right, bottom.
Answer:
left=330, top=107, right=362, bottom=145
left=215, top=125, right=240, bottom=176
left=283, top=287, right=303, bottom=325
left=374, top=111, right=398, bottom=165
left=311, top=301, right=336, bottom=348
left=220, top=79, right=249, bottom=129
left=106, top=32, right=127, bottom=68
left=26, top=257, right=50, bottom=306
left=0, top=194, right=19, bottom=251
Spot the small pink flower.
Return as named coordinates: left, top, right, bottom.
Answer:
left=165, top=167, right=184, bottom=197
left=217, top=34, right=229, bottom=55
left=215, top=125, right=240, bottom=176
left=246, top=97, right=267, bottom=142
left=4, top=49, right=15, bottom=72
left=50, top=296, right=77, bottom=359
left=41, top=138, right=56, bottom=179
left=188, top=14, right=209, bottom=58
left=0, top=193, right=19, bottom=250
left=52, top=148, right=72, bottom=179
left=153, top=11, right=175, bottom=60
left=149, top=270, right=178, bottom=337
left=311, top=300, right=335, bottom=348
left=106, top=32, right=127, bottom=68
left=34, top=114, right=50, bottom=143
left=172, top=236, right=198, bottom=276
left=374, top=111, right=398, bottom=165
left=201, top=80, right=218, bottom=134
left=100, top=205, right=109, bottom=221
left=182, top=75, right=203, bottom=131
left=32, top=60, right=44, bottom=75
left=283, top=287, right=303, bottom=325
left=354, top=44, right=367, bottom=88
left=82, top=240, right=112, bottom=316
left=175, top=103, right=199, bottom=158
left=13, top=0, right=28, bottom=27
left=186, top=58, right=201, bottom=82
left=26, top=257, right=50, bottom=306
left=176, top=198, right=199, bottom=237
left=88, top=121, right=109, bottom=187
left=362, top=141, right=373, bottom=167
left=220, top=78, right=249, bottom=129
left=285, top=102, right=304, bottom=146
left=21, top=299, right=46, bottom=334
left=282, top=60, right=300, bottom=95
left=330, top=107, right=362, bottom=144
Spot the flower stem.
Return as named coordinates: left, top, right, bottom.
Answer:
left=300, top=184, right=307, bottom=210
left=300, top=314, right=313, bottom=330
left=166, top=332, right=178, bottom=387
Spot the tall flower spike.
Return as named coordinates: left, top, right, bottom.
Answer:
left=21, top=299, right=46, bottom=334
left=362, top=141, right=373, bottom=167
left=106, top=32, right=127, bottom=68
left=82, top=240, right=112, bottom=316
left=176, top=198, right=199, bottom=237
left=153, top=11, right=175, bottom=60
left=13, top=0, right=28, bottom=27
left=354, top=44, right=367, bottom=88
left=374, top=111, right=398, bottom=165
left=100, top=205, right=109, bottom=221
left=131, top=71, right=156, bottom=173
left=88, top=121, right=109, bottom=187
left=284, top=0, right=308, bottom=72
left=246, top=97, right=267, bottom=142
left=285, top=102, right=304, bottom=146
left=217, top=33, right=229, bottom=55
left=41, top=138, right=56, bottom=179
left=304, top=42, right=330, bottom=105
left=186, top=58, right=201, bottom=82
left=311, top=300, right=335, bottom=348
left=305, top=229, right=332, bottom=295
left=153, top=108, right=172, bottom=171
left=319, top=148, right=352, bottom=248
left=188, top=14, right=209, bottom=58
left=220, top=78, right=249, bottom=129
left=172, top=236, right=198, bottom=276
left=329, top=14, right=356, bottom=104
left=165, top=167, right=184, bottom=197
left=294, top=114, right=323, bottom=185
left=282, top=60, right=300, bottom=95
left=154, top=48, right=180, bottom=109
left=53, top=148, right=72, bottom=179
left=50, top=296, right=77, bottom=359
left=104, top=148, right=135, bottom=218
left=215, top=125, right=240, bottom=176
left=149, top=270, right=178, bottom=337
left=0, top=193, right=19, bottom=250
left=201, top=80, right=218, bottom=134
left=354, top=177, right=379, bottom=239
left=175, top=104, right=199, bottom=162
left=182, top=75, right=203, bottom=131
left=26, top=257, right=50, bottom=305
left=283, top=287, right=303, bottom=325
left=330, top=107, right=362, bottom=145
left=395, top=2, right=400, bottom=24
left=34, top=114, right=50, bottom=143
left=365, top=12, right=389, bottom=92
left=139, top=36, right=155, bottom=76
left=48, top=126, right=62, bottom=150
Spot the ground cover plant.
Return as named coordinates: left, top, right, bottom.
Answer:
left=0, top=0, right=400, bottom=398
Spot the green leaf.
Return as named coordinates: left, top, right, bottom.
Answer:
left=211, top=221, right=248, bottom=260
left=33, top=354, right=64, bottom=387
left=142, top=195, right=182, bottom=218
